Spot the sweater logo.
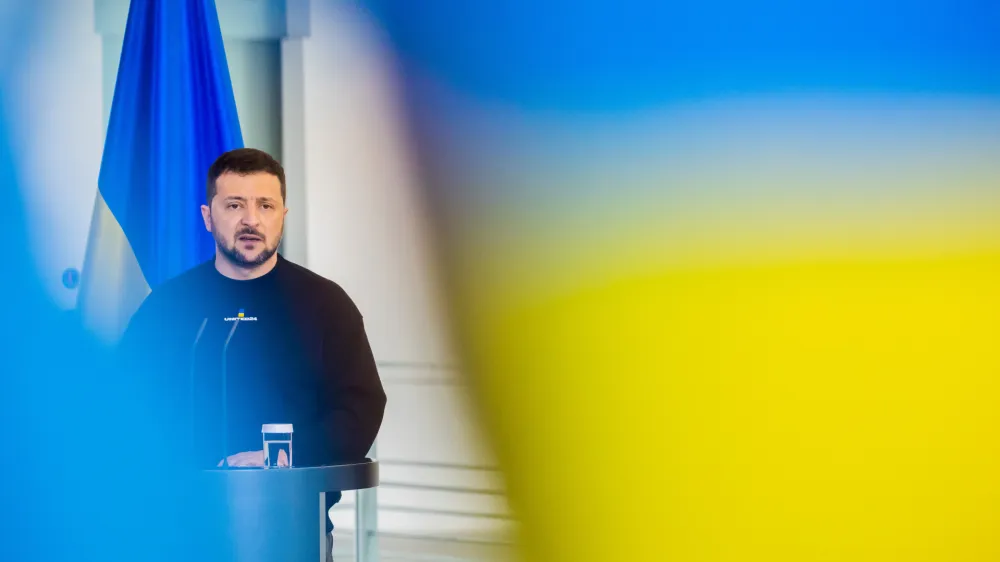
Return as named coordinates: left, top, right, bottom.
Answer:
left=224, top=308, right=258, bottom=322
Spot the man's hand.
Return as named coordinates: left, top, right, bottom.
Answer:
left=218, top=449, right=288, bottom=467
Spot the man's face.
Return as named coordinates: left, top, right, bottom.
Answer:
left=201, top=172, right=287, bottom=267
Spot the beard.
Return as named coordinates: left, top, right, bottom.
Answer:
left=214, top=225, right=282, bottom=268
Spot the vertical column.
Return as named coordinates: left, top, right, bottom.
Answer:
left=280, top=37, right=308, bottom=265
left=279, top=0, right=310, bottom=265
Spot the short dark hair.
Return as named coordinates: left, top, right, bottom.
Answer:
left=206, top=148, right=286, bottom=204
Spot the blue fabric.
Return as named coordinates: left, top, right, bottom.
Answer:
left=99, top=0, right=243, bottom=288
left=1, top=8, right=192, bottom=559
left=368, top=0, right=1000, bottom=110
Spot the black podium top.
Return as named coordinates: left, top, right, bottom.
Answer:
left=201, top=460, right=379, bottom=494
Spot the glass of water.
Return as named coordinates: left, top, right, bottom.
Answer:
left=261, top=423, right=293, bottom=468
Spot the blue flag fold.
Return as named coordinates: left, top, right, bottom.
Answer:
left=99, top=0, right=243, bottom=288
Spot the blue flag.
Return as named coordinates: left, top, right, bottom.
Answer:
left=78, top=0, right=242, bottom=342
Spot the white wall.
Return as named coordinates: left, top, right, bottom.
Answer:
left=9, top=0, right=104, bottom=310
left=298, top=2, right=452, bottom=365
left=297, top=1, right=508, bottom=536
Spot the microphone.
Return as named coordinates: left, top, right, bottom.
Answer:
left=188, top=318, right=208, bottom=463
left=220, top=317, right=241, bottom=468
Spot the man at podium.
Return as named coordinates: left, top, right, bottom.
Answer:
left=118, top=148, right=386, bottom=555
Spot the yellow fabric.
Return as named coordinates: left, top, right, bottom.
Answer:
left=77, top=191, right=150, bottom=344
left=440, top=108, right=1000, bottom=562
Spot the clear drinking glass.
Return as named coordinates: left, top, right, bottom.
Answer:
left=261, top=423, right=293, bottom=468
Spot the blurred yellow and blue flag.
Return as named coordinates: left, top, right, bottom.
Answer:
left=370, top=1, right=1000, bottom=560
left=78, top=0, right=242, bottom=343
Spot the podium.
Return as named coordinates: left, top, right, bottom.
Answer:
left=198, top=461, right=379, bottom=562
